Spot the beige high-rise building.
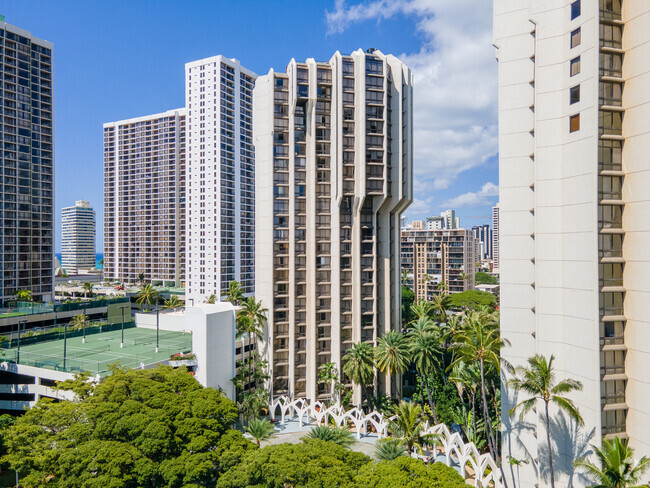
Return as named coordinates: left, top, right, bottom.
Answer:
left=401, top=226, right=476, bottom=301
left=254, top=49, right=412, bottom=402
left=495, top=1, right=650, bottom=487
left=103, top=109, right=186, bottom=286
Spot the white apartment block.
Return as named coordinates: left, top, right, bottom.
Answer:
left=61, top=201, right=95, bottom=273
left=426, top=216, right=444, bottom=230
left=254, top=49, right=412, bottom=403
left=103, top=109, right=186, bottom=287
left=495, top=1, right=650, bottom=487
left=185, top=56, right=257, bottom=303
left=440, top=209, right=458, bottom=229
left=0, top=22, right=54, bottom=306
left=491, top=203, right=500, bottom=271
left=401, top=226, right=476, bottom=301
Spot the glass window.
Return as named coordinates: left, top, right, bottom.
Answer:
left=570, top=85, right=580, bottom=104
left=571, top=0, right=581, bottom=19
left=570, top=57, right=581, bottom=76
left=570, top=114, right=581, bottom=132
left=571, top=28, right=581, bottom=48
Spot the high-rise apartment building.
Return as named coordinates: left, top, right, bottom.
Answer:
left=440, top=209, right=458, bottom=229
left=254, top=49, right=412, bottom=402
left=61, top=201, right=95, bottom=273
left=495, top=2, right=650, bottom=487
left=185, top=56, right=257, bottom=303
left=472, top=224, right=493, bottom=260
left=401, top=226, right=476, bottom=301
left=491, top=203, right=499, bottom=271
left=0, top=22, right=54, bottom=306
left=103, top=109, right=186, bottom=287
left=426, top=216, right=444, bottom=230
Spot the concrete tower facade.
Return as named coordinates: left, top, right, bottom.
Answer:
left=61, top=201, right=95, bottom=273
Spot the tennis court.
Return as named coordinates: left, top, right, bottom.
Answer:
left=0, top=327, right=192, bottom=376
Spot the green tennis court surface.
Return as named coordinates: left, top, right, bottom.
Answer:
left=0, top=328, right=192, bottom=376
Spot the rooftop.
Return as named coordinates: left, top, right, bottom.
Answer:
left=0, top=326, right=191, bottom=376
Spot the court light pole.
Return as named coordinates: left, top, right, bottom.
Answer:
left=120, top=305, right=126, bottom=348
left=155, top=306, right=160, bottom=353
left=82, top=305, right=87, bottom=343
left=63, top=320, right=68, bottom=370
left=17, top=319, right=26, bottom=364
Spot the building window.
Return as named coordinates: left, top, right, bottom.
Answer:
left=571, top=27, right=581, bottom=48
left=571, top=0, right=581, bottom=20
left=570, top=57, right=581, bottom=77
left=570, top=85, right=581, bottom=104
left=570, top=114, right=581, bottom=133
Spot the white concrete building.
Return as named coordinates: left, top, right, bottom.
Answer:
left=254, top=49, right=413, bottom=402
left=0, top=22, right=54, bottom=306
left=61, top=201, right=95, bottom=273
left=495, top=1, right=650, bottom=487
left=426, top=216, right=444, bottom=230
left=185, top=56, right=257, bottom=304
left=103, top=109, right=186, bottom=287
left=440, top=209, right=458, bottom=230
left=491, top=203, right=500, bottom=272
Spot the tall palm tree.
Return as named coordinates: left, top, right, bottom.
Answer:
left=375, top=330, right=410, bottom=395
left=82, top=282, right=94, bottom=299
left=509, top=354, right=584, bottom=488
left=410, top=300, right=434, bottom=322
left=245, top=418, right=275, bottom=447
left=449, top=360, right=481, bottom=436
left=223, top=280, right=244, bottom=306
left=390, top=401, right=430, bottom=454
left=135, top=284, right=159, bottom=312
left=431, top=293, right=450, bottom=324
left=70, top=314, right=87, bottom=331
left=318, top=362, right=339, bottom=404
left=575, top=437, right=650, bottom=488
left=163, top=295, right=183, bottom=310
left=342, top=342, right=374, bottom=409
left=407, top=328, right=442, bottom=423
left=236, top=297, right=268, bottom=388
left=407, top=316, right=436, bottom=335
left=451, top=312, right=510, bottom=469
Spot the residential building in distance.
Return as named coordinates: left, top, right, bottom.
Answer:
left=426, top=215, right=444, bottom=230
left=440, top=209, right=458, bottom=229
left=472, top=223, right=492, bottom=260
left=103, top=108, right=186, bottom=287
left=495, top=1, right=650, bottom=487
left=61, top=201, right=96, bottom=273
left=401, top=225, right=476, bottom=301
left=491, top=203, right=499, bottom=272
left=254, top=49, right=413, bottom=403
left=185, top=56, right=257, bottom=304
left=0, top=21, right=54, bottom=306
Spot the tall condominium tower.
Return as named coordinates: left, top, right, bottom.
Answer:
left=472, top=224, right=493, bottom=260
left=0, top=22, right=54, bottom=306
left=401, top=226, right=476, bottom=301
left=254, top=49, right=413, bottom=402
left=185, top=56, right=257, bottom=303
left=491, top=203, right=499, bottom=271
left=103, top=109, right=186, bottom=287
left=61, top=201, right=95, bottom=273
left=495, top=1, right=650, bottom=487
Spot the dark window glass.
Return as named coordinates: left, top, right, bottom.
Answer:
left=571, top=0, right=581, bottom=19
left=570, top=85, right=581, bottom=104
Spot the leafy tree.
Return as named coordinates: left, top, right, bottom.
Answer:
left=216, top=439, right=370, bottom=488
left=475, top=272, right=498, bottom=285
left=342, top=342, right=375, bottom=409
left=375, top=438, right=406, bottom=461
left=244, top=418, right=275, bottom=447
left=163, top=295, right=183, bottom=309
left=223, top=281, right=244, bottom=306
left=401, top=285, right=415, bottom=325
left=375, top=330, right=410, bottom=393
left=240, top=388, right=269, bottom=421
left=354, top=457, right=470, bottom=488
left=135, top=283, right=159, bottom=311
left=447, top=290, right=496, bottom=311
left=509, top=354, right=583, bottom=488
left=0, top=413, right=15, bottom=470
left=575, top=437, right=650, bottom=488
left=304, top=425, right=355, bottom=448
left=3, top=367, right=254, bottom=487
left=14, top=289, right=33, bottom=302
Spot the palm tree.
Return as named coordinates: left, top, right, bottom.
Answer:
left=509, top=354, right=584, bottom=488
left=223, top=280, right=244, bottom=306
left=82, top=282, right=93, bottom=299
left=163, top=295, right=183, bottom=310
left=135, top=284, right=159, bottom=311
left=451, top=312, right=510, bottom=468
left=389, top=401, right=428, bottom=454
left=342, top=342, right=374, bottom=409
left=241, top=389, right=269, bottom=421
left=375, top=438, right=407, bottom=461
left=575, top=437, right=650, bottom=488
left=449, top=360, right=481, bottom=436
left=431, top=293, right=450, bottom=324
left=410, top=300, right=434, bottom=322
left=437, top=280, right=448, bottom=296
left=318, top=362, right=339, bottom=404
left=70, top=314, right=87, bottom=331
left=304, top=425, right=354, bottom=448
left=205, top=294, right=217, bottom=304
left=236, top=297, right=268, bottom=388
left=408, top=328, right=442, bottom=423
left=375, top=330, right=410, bottom=395
left=245, top=418, right=275, bottom=447
left=407, top=316, right=436, bottom=335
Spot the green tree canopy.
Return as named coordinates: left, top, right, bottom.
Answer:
left=3, top=366, right=254, bottom=487
left=447, top=290, right=497, bottom=311
left=355, top=457, right=470, bottom=488
left=475, top=272, right=498, bottom=285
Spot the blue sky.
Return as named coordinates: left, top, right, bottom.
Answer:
left=2, top=0, right=498, bottom=252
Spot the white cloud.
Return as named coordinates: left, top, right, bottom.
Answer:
left=326, top=0, right=498, bottom=201
left=440, top=181, right=498, bottom=208
left=404, top=195, right=435, bottom=218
